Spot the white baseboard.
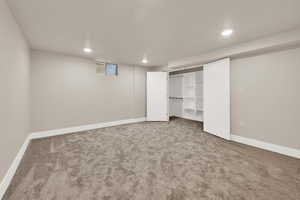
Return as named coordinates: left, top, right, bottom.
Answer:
left=2, top=120, right=297, bottom=199
left=0, top=117, right=145, bottom=199
left=30, top=117, right=146, bottom=139
left=0, top=137, right=31, bottom=199
left=231, top=135, right=300, bottom=159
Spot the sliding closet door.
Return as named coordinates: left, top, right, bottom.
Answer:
left=147, top=72, right=169, bottom=121
left=203, top=58, right=230, bottom=140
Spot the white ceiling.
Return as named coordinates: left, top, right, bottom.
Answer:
left=8, top=0, right=300, bottom=67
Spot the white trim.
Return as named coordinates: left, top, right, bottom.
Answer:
left=0, top=117, right=145, bottom=199
left=0, top=137, right=31, bottom=199
left=231, top=135, right=300, bottom=159
left=30, top=117, right=146, bottom=139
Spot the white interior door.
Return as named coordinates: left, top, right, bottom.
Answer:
left=147, top=72, right=169, bottom=121
left=203, top=58, right=230, bottom=140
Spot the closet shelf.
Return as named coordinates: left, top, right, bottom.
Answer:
left=184, top=84, right=202, bottom=88
left=182, top=96, right=203, bottom=99
left=183, top=107, right=196, bottom=111
left=170, top=97, right=202, bottom=100
left=184, top=108, right=203, bottom=111
left=169, top=97, right=183, bottom=100
left=183, top=96, right=195, bottom=98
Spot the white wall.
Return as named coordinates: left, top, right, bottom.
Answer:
left=231, top=47, right=300, bottom=149
left=30, top=50, right=148, bottom=132
left=0, top=0, right=30, bottom=182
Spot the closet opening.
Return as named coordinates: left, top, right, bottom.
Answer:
left=169, top=67, right=203, bottom=124
left=147, top=58, right=230, bottom=140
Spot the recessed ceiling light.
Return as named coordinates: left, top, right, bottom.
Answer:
left=83, top=47, right=93, bottom=53
left=221, top=29, right=233, bottom=37
left=142, top=58, right=148, bottom=64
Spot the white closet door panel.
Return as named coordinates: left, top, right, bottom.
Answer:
left=203, top=58, right=230, bottom=140
left=147, top=72, right=169, bottom=121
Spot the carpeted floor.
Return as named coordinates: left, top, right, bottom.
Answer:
left=3, top=118, right=300, bottom=200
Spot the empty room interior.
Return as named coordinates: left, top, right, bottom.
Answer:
left=1, top=0, right=300, bottom=199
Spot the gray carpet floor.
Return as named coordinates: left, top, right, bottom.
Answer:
left=3, top=118, right=300, bottom=200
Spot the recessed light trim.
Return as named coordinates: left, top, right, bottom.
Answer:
left=83, top=47, right=93, bottom=53
left=142, top=58, right=148, bottom=64
left=222, top=29, right=233, bottom=37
